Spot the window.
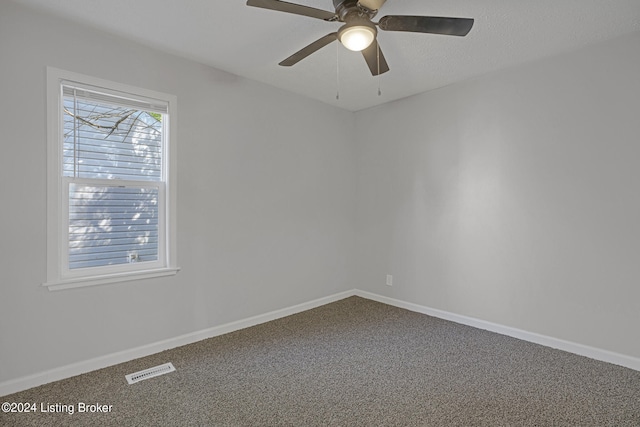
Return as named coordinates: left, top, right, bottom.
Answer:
left=45, top=68, right=178, bottom=290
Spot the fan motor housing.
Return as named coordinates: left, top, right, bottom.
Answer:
left=333, top=0, right=354, bottom=9
left=334, top=0, right=378, bottom=21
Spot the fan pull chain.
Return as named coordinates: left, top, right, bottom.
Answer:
left=377, top=43, right=382, bottom=96
left=336, top=41, right=340, bottom=100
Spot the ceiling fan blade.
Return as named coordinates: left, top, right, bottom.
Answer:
left=361, top=39, right=390, bottom=76
left=358, top=0, right=386, bottom=11
left=378, top=16, right=474, bottom=36
left=279, top=33, right=338, bottom=67
left=246, top=0, right=336, bottom=21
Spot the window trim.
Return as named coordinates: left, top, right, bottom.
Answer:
left=44, top=67, right=179, bottom=291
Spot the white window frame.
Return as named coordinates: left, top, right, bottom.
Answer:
left=44, top=67, right=179, bottom=291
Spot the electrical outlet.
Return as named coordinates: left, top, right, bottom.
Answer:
left=386, top=274, right=393, bottom=286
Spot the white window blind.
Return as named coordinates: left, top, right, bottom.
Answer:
left=62, top=83, right=166, bottom=182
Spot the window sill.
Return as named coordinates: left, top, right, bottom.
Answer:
left=43, top=267, right=181, bottom=291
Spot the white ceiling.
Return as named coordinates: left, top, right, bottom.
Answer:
left=11, top=0, right=640, bottom=111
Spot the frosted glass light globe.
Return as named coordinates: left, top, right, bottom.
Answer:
left=339, top=26, right=376, bottom=51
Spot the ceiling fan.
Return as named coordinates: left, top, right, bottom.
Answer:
left=246, top=0, right=474, bottom=76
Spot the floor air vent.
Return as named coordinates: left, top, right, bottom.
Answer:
left=126, top=362, right=175, bottom=385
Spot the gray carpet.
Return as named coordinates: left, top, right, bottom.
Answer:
left=1, top=296, right=639, bottom=426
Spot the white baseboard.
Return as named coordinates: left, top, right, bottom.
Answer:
left=354, top=290, right=640, bottom=372
left=0, top=290, right=356, bottom=397
left=3, top=288, right=638, bottom=396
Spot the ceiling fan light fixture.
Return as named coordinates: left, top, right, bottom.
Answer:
left=338, top=24, right=376, bottom=51
left=246, top=0, right=474, bottom=76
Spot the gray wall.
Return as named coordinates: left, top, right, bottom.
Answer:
left=0, top=2, right=357, bottom=383
left=355, top=31, right=640, bottom=358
